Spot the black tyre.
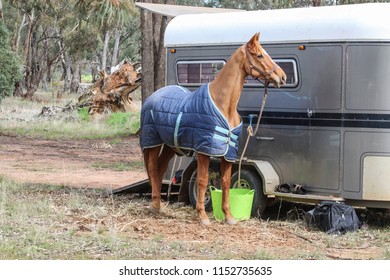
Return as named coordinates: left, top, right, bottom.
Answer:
left=231, top=169, right=267, bottom=217
left=188, top=161, right=221, bottom=212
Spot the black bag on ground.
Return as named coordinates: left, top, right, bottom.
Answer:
left=305, top=201, right=361, bottom=234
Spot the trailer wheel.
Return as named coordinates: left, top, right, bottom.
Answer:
left=231, top=169, right=267, bottom=217
left=188, top=161, right=220, bottom=212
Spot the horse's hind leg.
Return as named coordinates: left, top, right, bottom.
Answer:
left=144, top=146, right=162, bottom=211
left=220, top=158, right=236, bottom=225
left=144, top=145, right=175, bottom=212
left=196, top=154, right=211, bottom=225
left=157, top=145, right=176, bottom=181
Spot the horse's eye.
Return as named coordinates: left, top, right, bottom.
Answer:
left=257, top=54, right=263, bottom=59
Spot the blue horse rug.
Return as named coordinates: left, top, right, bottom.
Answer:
left=140, top=83, right=243, bottom=162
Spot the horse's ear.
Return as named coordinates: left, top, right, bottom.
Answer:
left=247, top=32, right=260, bottom=53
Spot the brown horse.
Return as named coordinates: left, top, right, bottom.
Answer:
left=141, top=33, right=286, bottom=225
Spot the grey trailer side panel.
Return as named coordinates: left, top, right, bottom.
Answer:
left=343, top=131, right=390, bottom=199
left=245, top=126, right=341, bottom=194
left=362, top=155, right=390, bottom=201
left=346, top=45, right=390, bottom=111
left=342, top=45, right=390, bottom=201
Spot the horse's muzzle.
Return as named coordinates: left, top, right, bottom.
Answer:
left=271, top=69, right=287, bottom=88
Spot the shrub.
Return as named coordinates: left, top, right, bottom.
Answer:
left=77, top=107, right=90, bottom=121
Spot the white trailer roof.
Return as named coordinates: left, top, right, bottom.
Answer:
left=164, top=3, right=390, bottom=46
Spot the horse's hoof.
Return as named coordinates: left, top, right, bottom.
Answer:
left=225, top=218, right=237, bottom=225
left=200, top=219, right=211, bottom=226
left=149, top=206, right=160, bottom=214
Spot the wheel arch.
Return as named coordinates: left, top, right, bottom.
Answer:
left=232, top=160, right=280, bottom=195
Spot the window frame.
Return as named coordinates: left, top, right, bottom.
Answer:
left=175, top=58, right=298, bottom=88
left=244, top=58, right=299, bottom=88
left=176, top=60, right=226, bottom=86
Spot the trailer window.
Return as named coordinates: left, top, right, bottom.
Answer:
left=176, top=61, right=225, bottom=85
left=245, top=59, right=298, bottom=87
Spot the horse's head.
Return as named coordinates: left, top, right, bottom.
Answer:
left=244, top=32, right=287, bottom=88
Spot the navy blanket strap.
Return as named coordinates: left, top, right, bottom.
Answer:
left=140, top=83, right=243, bottom=162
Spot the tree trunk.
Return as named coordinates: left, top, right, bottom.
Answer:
left=22, top=8, right=46, bottom=99
left=111, top=28, right=121, bottom=70
left=23, top=10, right=35, bottom=98
left=91, top=59, right=99, bottom=83
left=0, top=0, right=3, bottom=21
left=43, top=33, right=51, bottom=91
left=57, top=33, right=71, bottom=93
left=13, top=13, right=27, bottom=96
left=101, top=30, right=110, bottom=73
left=70, top=60, right=80, bottom=94
left=140, top=3, right=154, bottom=102
left=312, top=0, right=321, bottom=6
left=13, top=81, right=24, bottom=97
left=23, top=17, right=44, bottom=99
left=153, top=13, right=167, bottom=92
left=63, top=53, right=72, bottom=92
left=15, top=14, right=27, bottom=52
left=140, top=0, right=175, bottom=102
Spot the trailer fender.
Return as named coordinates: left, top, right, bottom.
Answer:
left=244, top=160, right=280, bottom=195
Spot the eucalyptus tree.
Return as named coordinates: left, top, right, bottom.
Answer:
left=4, top=1, right=67, bottom=97
left=3, top=0, right=91, bottom=97
left=74, top=0, right=136, bottom=72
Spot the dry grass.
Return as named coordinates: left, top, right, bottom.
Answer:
left=0, top=89, right=140, bottom=139
left=1, top=177, right=390, bottom=260
left=1, top=89, right=390, bottom=260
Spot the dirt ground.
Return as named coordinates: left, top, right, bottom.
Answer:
left=0, top=134, right=147, bottom=190
left=1, top=133, right=389, bottom=259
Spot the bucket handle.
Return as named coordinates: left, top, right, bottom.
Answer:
left=209, top=186, right=255, bottom=195
left=236, top=189, right=255, bottom=195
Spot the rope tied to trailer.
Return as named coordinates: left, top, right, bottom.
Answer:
left=237, top=80, right=269, bottom=185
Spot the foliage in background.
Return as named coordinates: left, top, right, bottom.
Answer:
left=2, top=0, right=139, bottom=98
left=0, top=22, right=20, bottom=102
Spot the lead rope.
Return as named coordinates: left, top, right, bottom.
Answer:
left=237, top=81, right=269, bottom=185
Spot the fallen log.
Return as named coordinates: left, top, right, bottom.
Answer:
left=78, top=60, right=142, bottom=117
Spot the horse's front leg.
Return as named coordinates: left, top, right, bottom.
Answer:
left=221, top=158, right=236, bottom=225
left=196, top=154, right=211, bottom=225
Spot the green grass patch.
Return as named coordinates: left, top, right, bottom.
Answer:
left=91, top=161, right=144, bottom=171
left=77, top=107, right=90, bottom=122
left=81, top=74, right=93, bottom=83
left=105, top=112, right=140, bottom=133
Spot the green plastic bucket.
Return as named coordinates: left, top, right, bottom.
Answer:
left=210, top=187, right=254, bottom=221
